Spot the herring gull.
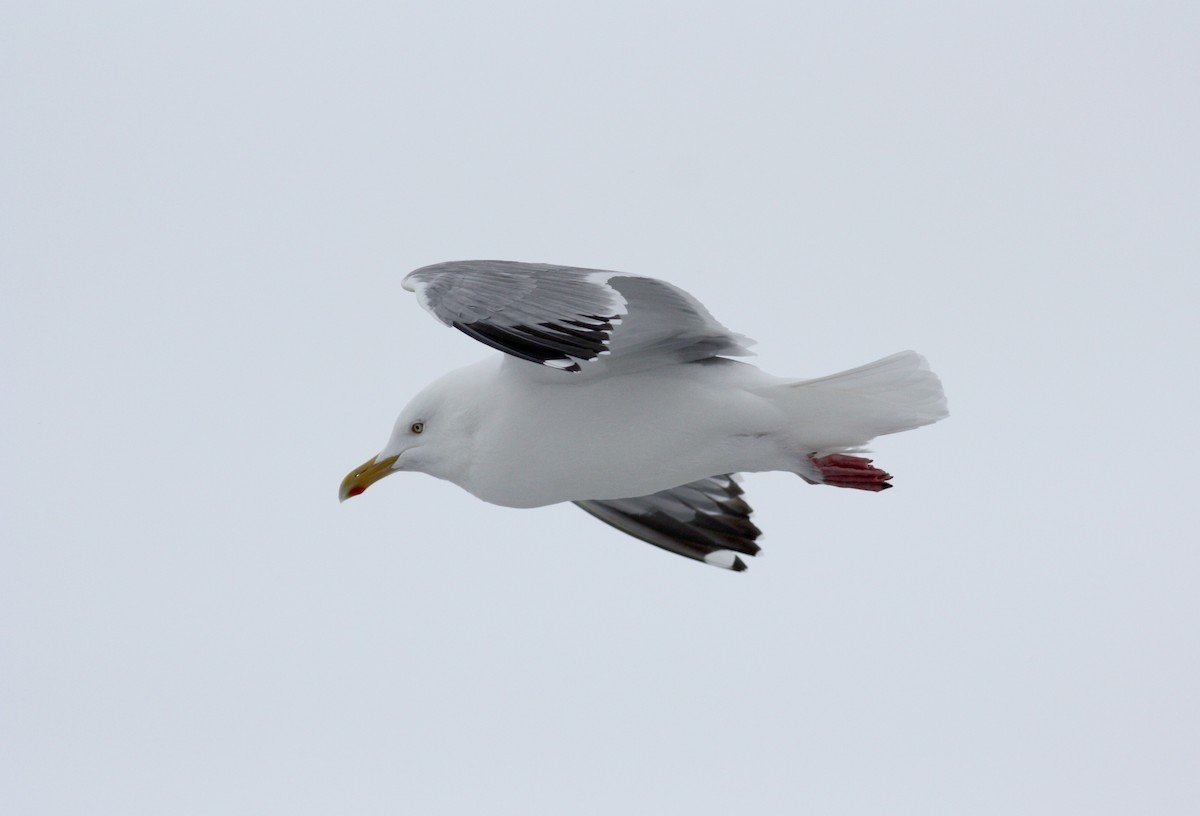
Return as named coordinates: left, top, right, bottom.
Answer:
left=340, top=261, right=947, bottom=571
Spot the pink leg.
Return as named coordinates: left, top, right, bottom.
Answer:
left=808, top=453, right=893, bottom=492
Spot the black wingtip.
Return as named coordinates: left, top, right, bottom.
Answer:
left=880, top=482, right=893, bottom=490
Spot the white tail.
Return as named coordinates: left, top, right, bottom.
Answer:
left=777, top=351, right=948, bottom=454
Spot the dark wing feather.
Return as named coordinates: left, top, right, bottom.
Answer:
left=574, top=475, right=762, bottom=571
left=403, top=260, right=753, bottom=374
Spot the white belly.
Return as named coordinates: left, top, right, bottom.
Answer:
left=460, top=360, right=788, bottom=507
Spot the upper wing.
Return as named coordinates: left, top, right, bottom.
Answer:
left=402, top=260, right=753, bottom=373
left=573, top=475, right=762, bottom=571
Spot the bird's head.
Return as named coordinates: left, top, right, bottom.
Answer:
left=339, top=370, right=480, bottom=502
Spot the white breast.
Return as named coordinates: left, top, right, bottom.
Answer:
left=458, top=360, right=787, bottom=507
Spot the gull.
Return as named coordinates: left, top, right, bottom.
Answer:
left=340, top=261, right=947, bottom=571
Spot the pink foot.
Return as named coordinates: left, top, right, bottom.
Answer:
left=809, top=453, right=893, bottom=492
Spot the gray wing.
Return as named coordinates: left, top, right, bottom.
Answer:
left=573, top=475, right=762, bottom=571
left=402, top=260, right=753, bottom=373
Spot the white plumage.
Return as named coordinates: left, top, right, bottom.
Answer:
left=340, top=261, right=948, bottom=571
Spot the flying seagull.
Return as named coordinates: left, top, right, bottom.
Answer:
left=340, top=261, right=947, bottom=571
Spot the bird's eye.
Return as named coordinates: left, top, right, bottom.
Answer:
left=410, top=421, right=425, bottom=434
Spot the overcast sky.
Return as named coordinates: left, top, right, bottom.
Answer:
left=3, top=2, right=1198, bottom=814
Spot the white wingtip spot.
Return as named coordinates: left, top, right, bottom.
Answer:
left=704, top=550, right=740, bottom=570
left=543, top=358, right=576, bottom=370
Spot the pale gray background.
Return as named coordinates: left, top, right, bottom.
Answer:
left=3, top=2, right=1198, bottom=814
